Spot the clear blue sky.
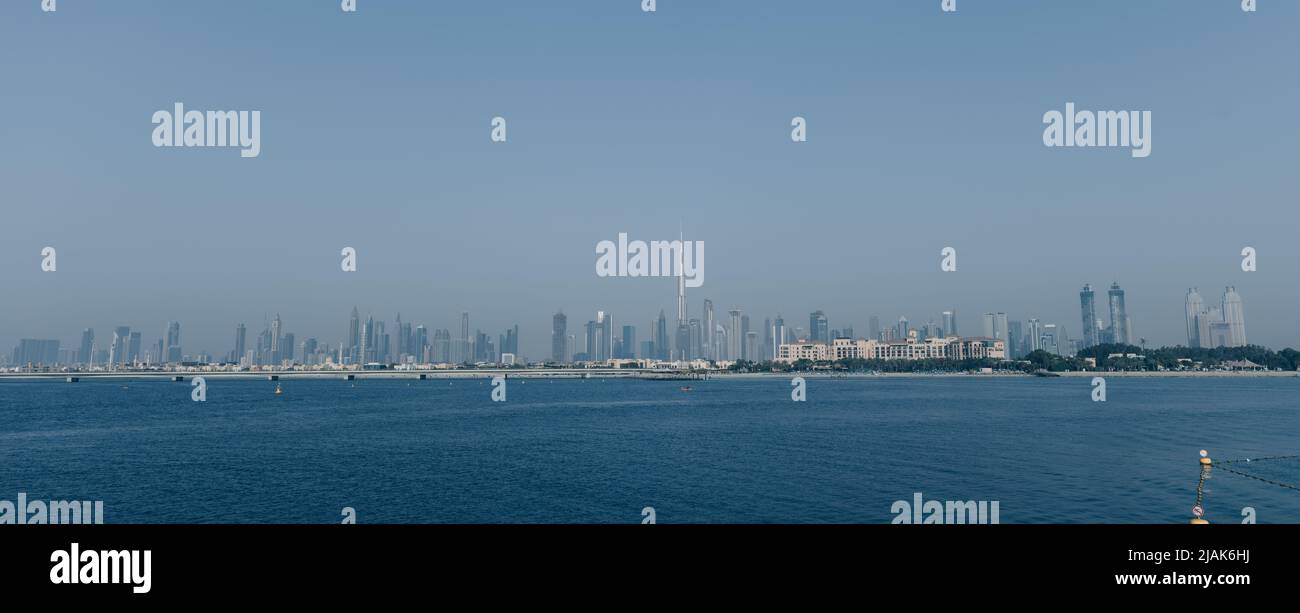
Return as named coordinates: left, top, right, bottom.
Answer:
left=1, top=1, right=1296, bottom=358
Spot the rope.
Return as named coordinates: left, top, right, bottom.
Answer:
left=1214, top=455, right=1300, bottom=465
left=1214, top=464, right=1300, bottom=492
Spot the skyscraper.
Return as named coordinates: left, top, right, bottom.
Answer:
left=1223, top=286, right=1247, bottom=347
left=1185, top=288, right=1205, bottom=348
left=655, top=310, right=669, bottom=360
left=551, top=311, right=567, bottom=362
left=233, top=323, right=247, bottom=364
left=621, top=325, right=636, bottom=359
left=703, top=299, right=715, bottom=360
left=459, top=311, right=470, bottom=364
left=1107, top=282, right=1131, bottom=345
left=584, top=319, right=598, bottom=361
left=941, top=310, right=956, bottom=338
left=77, top=328, right=94, bottom=365
left=868, top=315, right=881, bottom=340
left=110, top=326, right=130, bottom=367
left=809, top=310, right=828, bottom=343
left=127, top=332, right=141, bottom=364
left=728, top=309, right=742, bottom=360
left=347, top=307, right=360, bottom=364
left=1007, top=320, right=1023, bottom=360
left=772, top=315, right=786, bottom=359
left=1190, top=287, right=1249, bottom=349
left=1026, top=319, right=1042, bottom=353
left=1079, top=284, right=1098, bottom=349
left=165, top=321, right=182, bottom=364
left=982, top=312, right=1008, bottom=343
left=269, top=315, right=282, bottom=363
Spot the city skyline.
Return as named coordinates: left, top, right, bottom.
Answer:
left=6, top=279, right=1268, bottom=368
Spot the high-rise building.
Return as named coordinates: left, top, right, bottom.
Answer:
left=347, top=307, right=361, bottom=364
left=1185, top=287, right=1205, bottom=348
left=110, top=326, right=130, bottom=367
left=503, top=324, right=519, bottom=359
left=941, top=310, right=956, bottom=338
left=127, top=332, right=141, bottom=364
left=809, top=310, right=828, bottom=343
left=164, top=321, right=182, bottom=364
left=740, top=315, right=751, bottom=360
left=269, top=315, right=282, bottom=363
left=1107, top=282, right=1131, bottom=345
left=1189, top=286, right=1248, bottom=348
left=1007, top=320, right=1023, bottom=360
left=762, top=317, right=773, bottom=361
left=460, top=312, right=470, bottom=364
left=1222, top=286, right=1247, bottom=347
left=233, top=323, right=247, bottom=364
left=621, top=325, right=637, bottom=359
left=772, top=315, right=786, bottom=359
left=703, top=299, right=715, bottom=360
left=675, top=321, right=690, bottom=361
left=1026, top=319, right=1042, bottom=353
left=433, top=329, right=451, bottom=363
left=1079, top=284, right=1098, bottom=349
left=655, top=310, right=669, bottom=360
left=982, top=313, right=1008, bottom=348
left=281, top=333, right=295, bottom=363
left=77, top=328, right=94, bottom=365
left=599, top=312, right=613, bottom=361
left=584, top=319, right=598, bottom=361
left=551, top=311, right=567, bottom=362
left=12, top=339, right=60, bottom=366
left=869, top=315, right=881, bottom=341
left=728, top=310, right=742, bottom=360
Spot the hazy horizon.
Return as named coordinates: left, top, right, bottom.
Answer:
left=3, top=1, right=1297, bottom=359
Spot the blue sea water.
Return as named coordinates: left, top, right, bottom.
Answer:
left=1, top=376, right=1297, bottom=524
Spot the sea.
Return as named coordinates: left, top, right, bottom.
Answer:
left=2, top=376, right=1297, bottom=523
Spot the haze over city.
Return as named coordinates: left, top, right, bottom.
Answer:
left=2, top=1, right=1297, bottom=358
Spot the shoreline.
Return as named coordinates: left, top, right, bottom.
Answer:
left=0, top=370, right=1294, bottom=382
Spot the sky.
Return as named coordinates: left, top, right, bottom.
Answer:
left=1, top=0, right=1297, bottom=360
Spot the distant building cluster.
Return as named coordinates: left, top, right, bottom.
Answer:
left=1185, top=287, right=1248, bottom=348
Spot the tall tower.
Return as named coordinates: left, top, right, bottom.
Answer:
left=1079, top=284, right=1097, bottom=349
left=728, top=309, right=742, bottom=360
left=703, top=299, right=715, bottom=360
left=1222, top=286, right=1247, bottom=348
left=809, top=310, right=828, bottom=343
left=1184, top=288, right=1204, bottom=348
left=551, top=310, right=567, bottom=362
left=234, top=323, right=247, bottom=364
left=270, top=314, right=282, bottom=363
left=676, top=231, right=687, bottom=327
left=1107, top=282, right=1130, bottom=345
left=347, top=307, right=360, bottom=364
